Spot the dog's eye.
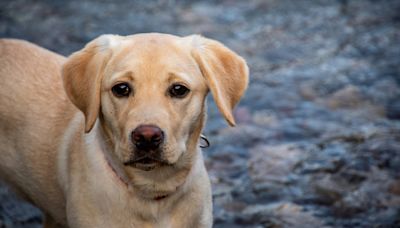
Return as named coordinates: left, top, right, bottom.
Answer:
left=112, top=83, right=131, bottom=97
left=169, top=84, right=190, bottom=98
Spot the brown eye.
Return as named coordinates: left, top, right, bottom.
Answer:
left=169, top=84, right=190, bottom=98
left=112, top=83, right=131, bottom=97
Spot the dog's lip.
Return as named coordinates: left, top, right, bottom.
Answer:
left=135, top=157, right=156, bottom=164
left=123, top=156, right=169, bottom=171
left=132, top=163, right=158, bottom=171
left=125, top=159, right=160, bottom=172
left=124, top=157, right=160, bottom=165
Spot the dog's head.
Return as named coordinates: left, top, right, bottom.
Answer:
left=62, top=33, right=248, bottom=174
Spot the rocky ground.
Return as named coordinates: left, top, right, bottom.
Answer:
left=1, top=0, right=400, bottom=227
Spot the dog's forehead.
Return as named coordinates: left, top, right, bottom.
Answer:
left=106, top=35, right=200, bottom=82
left=124, top=35, right=190, bottom=61
left=127, top=33, right=182, bottom=43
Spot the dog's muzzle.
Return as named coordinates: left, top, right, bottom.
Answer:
left=123, top=124, right=167, bottom=171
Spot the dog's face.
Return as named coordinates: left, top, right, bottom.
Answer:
left=100, top=35, right=209, bottom=171
left=62, top=33, right=248, bottom=174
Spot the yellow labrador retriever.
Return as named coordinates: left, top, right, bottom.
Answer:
left=0, top=33, right=248, bottom=227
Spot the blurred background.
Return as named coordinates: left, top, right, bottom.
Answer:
left=1, top=0, right=400, bottom=227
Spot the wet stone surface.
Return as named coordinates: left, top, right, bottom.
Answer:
left=1, top=0, right=400, bottom=227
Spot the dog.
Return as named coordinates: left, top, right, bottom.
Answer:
left=0, top=33, right=248, bottom=227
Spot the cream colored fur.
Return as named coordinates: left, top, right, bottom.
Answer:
left=0, top=33, right=248, bottom=228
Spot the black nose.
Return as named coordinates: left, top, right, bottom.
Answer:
left=131, top=125, right=164, bottom=151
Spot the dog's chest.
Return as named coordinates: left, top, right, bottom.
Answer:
left=99, top=196, right=177, bottom=227
left=86, top=171, right=180, bottom=227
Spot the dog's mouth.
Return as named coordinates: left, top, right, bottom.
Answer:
left=123, top=156, right=169, bottom=171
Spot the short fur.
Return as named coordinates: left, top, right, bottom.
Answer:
left=0, top=33, right=248, bottom=228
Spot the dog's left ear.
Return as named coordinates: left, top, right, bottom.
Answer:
left=188, top=35, right=249, bottom=126
left=62, top=34, right=122, bottom=133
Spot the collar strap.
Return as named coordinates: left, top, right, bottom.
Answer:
left=200, top=134, right=210, bottom=148
left=102, top=151, right=130, bottom=187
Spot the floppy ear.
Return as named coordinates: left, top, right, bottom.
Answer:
left=189, top=35, right=249, bottom=126
left=62, top=34, right=121, bottom=133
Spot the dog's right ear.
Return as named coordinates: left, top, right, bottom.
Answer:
left=62, top=34, right=122, bottom=133
left=186, top=35, right=249, bottom=126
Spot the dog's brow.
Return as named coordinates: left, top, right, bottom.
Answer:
left=110, top=71, right=135, bottom=82
left=168, top=72, right=192, bottom=85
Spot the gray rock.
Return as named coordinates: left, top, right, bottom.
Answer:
left=386, top=98, right=400, bottom=120
left=248, top=144, right=303, bottom=185
left=240, top=202, right=327, bottom=228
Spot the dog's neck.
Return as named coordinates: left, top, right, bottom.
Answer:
left=102, top=151, right=173, bottom=201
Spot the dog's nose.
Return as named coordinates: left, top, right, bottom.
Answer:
left=131, top=125, right=164, bottom=151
